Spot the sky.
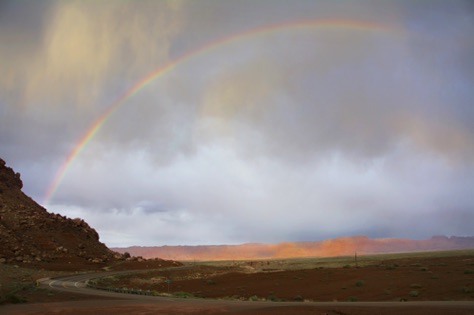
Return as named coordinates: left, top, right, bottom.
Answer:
left=1, top=0, right=473, bottom=247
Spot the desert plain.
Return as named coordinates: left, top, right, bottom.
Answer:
left=1, top=249, right=474, bottom=315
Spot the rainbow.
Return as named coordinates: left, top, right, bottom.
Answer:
left=43, top=18, right=396, bottom=205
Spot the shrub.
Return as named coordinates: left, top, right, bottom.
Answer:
left=2, top=293, right=27, bottom=304
left=173, top=291, right=194, bottom=298
left=461, top=286, right=472, bottom=294
left=410, top=283, right=422, bottom=289
left=464, top=269, right=474, bottom=274
left=409, top=290, right=419, bottom=297
left=267, top=293, right=282, bottom=302
left=293, top=295, right=304, bottom=301
left=347, top=296, right=357, bottom=302
left=386, top=263, right=399, bottom=270
left=355, top=280, right=365, bottom=287
left=223, top=295, right=240, bottom=300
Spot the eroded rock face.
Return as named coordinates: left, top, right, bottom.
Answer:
left=0, top=158, right=121, bottom=266
left=0, top=159, right=23, bottom=190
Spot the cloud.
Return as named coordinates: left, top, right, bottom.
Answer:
left=1, top=1, right=184, bottom=108
left=191, top=25, right=474, bottom=164
left=1, top=1, right=473, bottom=246
left=0, top=0, right=187, bottom=178
left=49, top=138, right=473, bottom=246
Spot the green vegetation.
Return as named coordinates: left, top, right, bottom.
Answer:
left=385, top=264, right=398, bottom=270
left=223, top=295, right=242, bottom=300
left=355, top=280, right=365, bottom=287
left=173, top=291, right=194, bottom=298
left=409, top=290, right=419, bottom=297
left=460, top=286, right=472, bottom=294
left=0, top=283, right=37, bottom=305
left=267, top=293, right=283, bottom=302
left=0, top=293, right=27, bottom=304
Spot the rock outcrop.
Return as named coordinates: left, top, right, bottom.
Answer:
left=0, top=158, right=120, bottom=266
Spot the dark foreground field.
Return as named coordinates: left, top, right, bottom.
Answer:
left=96, top=250, right=474, bottom=302
left=1, top=250, right=474, bottom=314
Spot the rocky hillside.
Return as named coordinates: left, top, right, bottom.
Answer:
left=0, top=158, right=120, bottom=266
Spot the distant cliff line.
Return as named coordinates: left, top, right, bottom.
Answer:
left=113, top=235, right=474, bottom=261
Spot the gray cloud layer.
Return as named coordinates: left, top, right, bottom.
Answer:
left=1, top=1, right=473, bottom=246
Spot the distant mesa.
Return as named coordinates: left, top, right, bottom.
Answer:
left=113, top=235, right=474, bottom=262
